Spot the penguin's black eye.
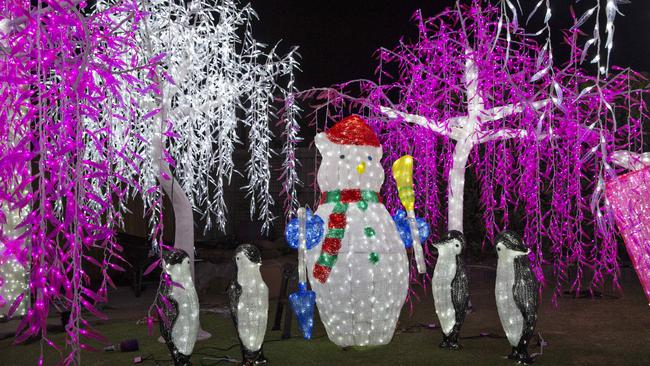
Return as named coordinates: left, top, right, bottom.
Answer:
left=339, top=154, right=345, bottom=159
left=368, top=156, right=373, bottom=161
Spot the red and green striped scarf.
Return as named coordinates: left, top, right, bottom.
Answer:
left=313, top=189, right=381, bottom=283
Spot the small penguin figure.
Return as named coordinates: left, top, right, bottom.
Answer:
left=228, top=244, right=269, bottom=365
left=495, top=231, right=540, bottom=364
left=156, top=249, right=199, bottom=366
left=432, top=230, right=469, bottom=350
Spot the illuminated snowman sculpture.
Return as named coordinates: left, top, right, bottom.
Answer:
left=302, top=115, right=428, bottom=347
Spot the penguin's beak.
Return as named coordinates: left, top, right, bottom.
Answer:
left=356, top=161, right=366, bottom=175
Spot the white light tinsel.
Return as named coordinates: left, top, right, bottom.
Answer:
left=141, top=0, right=299, bottom=234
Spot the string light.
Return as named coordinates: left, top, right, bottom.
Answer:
left=0, top=183, right=29, bottom=319
left=0, top=17, right=28, bottom=317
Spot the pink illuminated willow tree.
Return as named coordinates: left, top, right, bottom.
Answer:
left=0, top=0, right=167, bottom=364
left=307, top=2, right=647, bottom=298
left=1, top=0, right=300, bottom=363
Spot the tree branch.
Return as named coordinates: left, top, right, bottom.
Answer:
left=379, top=106, right=455, bottom=139
left=477, top=128, right=530, bottom=143
left=481, top=99, right=550, bottom=122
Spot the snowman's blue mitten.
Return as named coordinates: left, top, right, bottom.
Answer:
left=392, top=209, right=430, bottom=249
left=285, top=209, right=325, bottom=250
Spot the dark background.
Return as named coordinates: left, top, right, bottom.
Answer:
left=249, top=0, right=650, bottom=90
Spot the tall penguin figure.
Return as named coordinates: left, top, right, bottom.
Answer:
left=495, top=231, right=540, bottom=364
left=228, top=244, right=269, bottom=365
left=432, top=230, right=469, bottom=349
left=157, top=249, right=199, bottom=366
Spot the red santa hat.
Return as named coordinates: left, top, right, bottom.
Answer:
left=325, top=115, right=381, bottom=147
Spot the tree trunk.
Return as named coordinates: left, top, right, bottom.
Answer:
left=152, top=135, right=195, bottom=276
left=447, top=140, right=472, bottom=233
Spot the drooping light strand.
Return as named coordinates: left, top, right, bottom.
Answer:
left=279, top=52, right=303, bottom=221
left=139, top=0, right=299, bottom=234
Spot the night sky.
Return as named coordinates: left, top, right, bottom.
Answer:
left=249, top=0, right=650, bottom=90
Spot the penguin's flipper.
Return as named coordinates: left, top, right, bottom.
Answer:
left=513, top=256, right=539, bottom=351
left=451, top=256, right=470, bottom=328
left=227, top=280, right=242, bottom=326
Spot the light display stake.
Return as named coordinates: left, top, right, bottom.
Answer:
left=288, top=207, right=317, bottom=339
left=228, top=244, right=269, bottom=365
left=157, top=249, right=200, bottom=366
left=392, top=155, right=426, bottom=274
left=607, top=153, right=650, bottom=305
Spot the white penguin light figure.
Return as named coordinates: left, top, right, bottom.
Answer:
left=298, top=115, right=428, bottom=347
left=495, top=231, right=540, bottom=364
left=432, top=230, right=469, bottom=349
left=228, top=244, right=268, bottom=365
left=157, top=249, right=200, bottom=366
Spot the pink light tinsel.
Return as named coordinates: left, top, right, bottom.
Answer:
left=303, top=3, right=648, bottom=301
left=606, top=166, right=650, bottom=305
left=1, top=0, right=164, bottom=363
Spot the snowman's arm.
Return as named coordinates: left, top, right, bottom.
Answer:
left=284, top=210, right=325, bottom=250
left=392, top=210, right=430, bottom=248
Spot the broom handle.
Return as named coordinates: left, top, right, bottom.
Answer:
left=408, top=210, right=426, bottom=274
left=297, top=207, right=307, bottom=284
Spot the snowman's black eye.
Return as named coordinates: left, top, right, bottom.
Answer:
left=339, top=154, right=345, bottom=159
left=368, top=156, right=373, bottom=161
left=497, top=247, right=501, bottom=251
left=456, top=244, right=459, bottom=248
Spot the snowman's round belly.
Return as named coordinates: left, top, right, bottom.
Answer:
left=307, top=203, right=408, bottom=347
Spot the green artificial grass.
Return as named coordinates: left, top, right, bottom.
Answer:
left=2, top=273, right=649, bottom=365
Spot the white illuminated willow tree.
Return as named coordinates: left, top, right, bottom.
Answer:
left=135, top=0, right=299, bottom=257
left=133, top=0, right=299, bottom=338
